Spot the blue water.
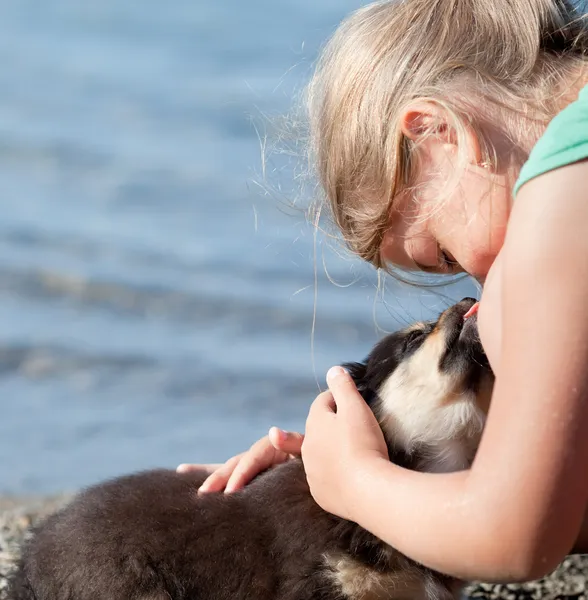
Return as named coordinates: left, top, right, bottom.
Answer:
left=0, top=0, right=476, bottom=494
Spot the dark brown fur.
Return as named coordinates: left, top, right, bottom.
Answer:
left=9, top=463, right=454, bottom=600
left=8, top=298, right=489, bottom=600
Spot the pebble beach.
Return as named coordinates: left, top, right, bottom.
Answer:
left=0, top=495, right=586, bottom=600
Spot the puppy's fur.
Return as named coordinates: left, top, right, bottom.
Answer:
left=8, top=298, right=494, bottom=600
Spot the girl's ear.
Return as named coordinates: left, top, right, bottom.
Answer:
left=399, top=100, right=482, bottom=165
left=400, top=101, right=447, bottom=141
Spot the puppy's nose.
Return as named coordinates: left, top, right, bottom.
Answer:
left=442, top=298, right=478, bottom=322
left=457, top=297, right=477, bottom=312
left=460, top=297, right=477, bottom=306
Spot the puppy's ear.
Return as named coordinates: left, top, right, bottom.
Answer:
left=341, top=362, right=368, bottom=391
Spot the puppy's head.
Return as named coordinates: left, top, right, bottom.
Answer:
left=345, top=298, right=494, bottom=472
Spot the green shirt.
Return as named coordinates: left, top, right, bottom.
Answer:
left=514, top=84, right=588, bottom=196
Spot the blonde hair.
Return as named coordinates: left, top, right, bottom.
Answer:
left=306, top=0, right=588, bottom=269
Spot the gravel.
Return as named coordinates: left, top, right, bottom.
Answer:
left=0, top=495, right=71, bottom=600
left=0, top=496, right=586, bottom=599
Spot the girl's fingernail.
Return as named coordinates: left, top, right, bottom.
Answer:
left=327, top=366, right=347, bottom=383
left=177, top=464, right=189, bottom=473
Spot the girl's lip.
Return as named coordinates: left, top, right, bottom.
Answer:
left=463, top=302, right=480, bottom=320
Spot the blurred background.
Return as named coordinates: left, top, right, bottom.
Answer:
left=0, top=0, right=476, bottom=495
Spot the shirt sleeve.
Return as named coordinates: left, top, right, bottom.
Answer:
left=514, top=85, right=588, bottom=197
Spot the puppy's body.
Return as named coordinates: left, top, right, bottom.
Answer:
left=10, top=463, right=453, bottom=600
left=8, top=299, right=493, bottom=600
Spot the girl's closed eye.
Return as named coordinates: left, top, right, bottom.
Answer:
left=410, top=247, right=461, bottom=275
left=438, top=248, right=461, bottom=273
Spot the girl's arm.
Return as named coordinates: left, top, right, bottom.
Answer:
left=302, top=161, right=588, bottom=583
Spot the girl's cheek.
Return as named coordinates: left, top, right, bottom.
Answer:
left=463, top=214, right=507, bottom=280
left=464, top=250, right=496, bottom=282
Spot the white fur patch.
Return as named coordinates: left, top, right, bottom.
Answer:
left=325, top=554, right=428, bottom=600
left=377, top=329, right=488, bottom=472
left=324, top=554, right=459, bottom=600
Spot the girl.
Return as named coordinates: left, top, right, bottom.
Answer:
left=179, top=0, right=588, bottom=583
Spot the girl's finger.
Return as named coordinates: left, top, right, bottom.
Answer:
left=309, top=390, right=337, bottom=415
left=176, top=463, right=223, bottom=474
left=305, top=391, right=337, bottom=438
left=198, top=454, right=243, bottom=493
left=269, top=427, right=304, bottom=456
left=224, top=445, right=288, bottom=494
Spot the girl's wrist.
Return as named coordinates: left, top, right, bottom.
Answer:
left=346, top=454, right=392, bottom=524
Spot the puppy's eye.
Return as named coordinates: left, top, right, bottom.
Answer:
left=402, top=329, right=426, bottom=353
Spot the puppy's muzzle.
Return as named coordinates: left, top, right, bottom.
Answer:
left=436, top=297, right=489, bottom=377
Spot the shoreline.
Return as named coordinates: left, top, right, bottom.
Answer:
left=0, top=496, right=586, bottom=600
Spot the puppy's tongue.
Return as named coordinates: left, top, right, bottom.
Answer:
left=464, top=302, right=480, bottom=319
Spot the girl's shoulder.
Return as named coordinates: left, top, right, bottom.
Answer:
left=514, top=84, right=588, bottom=197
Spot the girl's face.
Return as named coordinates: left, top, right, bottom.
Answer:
left=380, top=123, right=515, bottom=282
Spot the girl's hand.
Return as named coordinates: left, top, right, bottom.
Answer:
left=302, top=366, right=389, bottom=521
left=177, top=428, right=304, bottom=493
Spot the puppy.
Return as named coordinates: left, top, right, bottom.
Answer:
left=8, top=297, right=493, bottom=600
